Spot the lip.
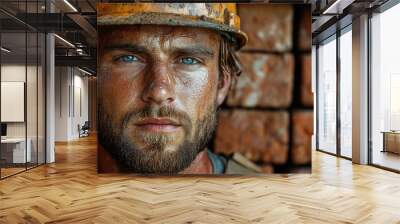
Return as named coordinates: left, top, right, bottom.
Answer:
left=134, top=118, right=181, bottom=132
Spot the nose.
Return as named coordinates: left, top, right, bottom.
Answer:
left=141, top=64, right=175, bottom=105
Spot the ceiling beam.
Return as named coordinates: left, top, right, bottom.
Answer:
left=55, top=55, right=96, bottom=72
left=67, top=13, right=97, bottom=40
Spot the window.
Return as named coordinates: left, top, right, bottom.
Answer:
left=370, top=2, right=400, bottom=171
left=317, top=36, right=337, bottom=154
left=339, top=27, right=352, bottom=158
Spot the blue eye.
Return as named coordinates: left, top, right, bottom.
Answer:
left=119, top=55, right=139, bottom=63
left=181, top=57, right=199, bottom=65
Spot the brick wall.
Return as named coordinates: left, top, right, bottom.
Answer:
left=212, top=4, right=313, bottom=173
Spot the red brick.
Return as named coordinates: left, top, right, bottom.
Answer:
left=238, top=4, right=293, bottom=52
left=298, top=7, right=312, bottom=51
left=291, top=111, right=313, bottom=165
left=301, top=54, right=313, bottom=107
left=227, top=53, right=294, bottom=108
left=214, top=110, right=289, bottom=164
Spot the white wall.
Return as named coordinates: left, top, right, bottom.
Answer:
left=1, top=65, right=26, bottom=140
left=55, top=67, right=89, bottom=141
left=55, top=66, right=69, bottom=141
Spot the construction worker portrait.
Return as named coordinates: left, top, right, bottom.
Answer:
left=97, top=3, right=260, bottom=174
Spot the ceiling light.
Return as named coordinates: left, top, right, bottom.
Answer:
left=1, top=47, right=11, bottom=53
left=77, top=67, right=93, bottom=76
left=54, top=34, right=75, bottom=48
left=323, top=0, right=354, bottom=15
left=63, top=0, right=78, bottom=12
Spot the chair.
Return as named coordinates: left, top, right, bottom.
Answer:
left=78, top=121, right=90, bottom=138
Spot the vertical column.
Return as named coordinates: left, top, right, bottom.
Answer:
left=336, top=29, right=341, bottom=157
left=46, top=1, right=55, bottom=163
left=352, top=14, right=369, bottom=164
left=312, top=45, right=317, bottom=150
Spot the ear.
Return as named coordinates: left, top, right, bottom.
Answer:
left=216, top=70, right=232, bottom=106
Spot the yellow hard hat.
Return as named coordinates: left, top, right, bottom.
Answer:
left=97, top=3, right=248, bottom=50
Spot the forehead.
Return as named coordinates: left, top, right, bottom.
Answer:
left=99, top=25, right=221, bottom=49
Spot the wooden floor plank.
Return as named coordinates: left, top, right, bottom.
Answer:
left=0, top=135, right=400, bottom=223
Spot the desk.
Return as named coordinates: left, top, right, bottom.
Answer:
left=382, top=131, right=400, bottom=154
left=1, top=138, right=31, bottom=163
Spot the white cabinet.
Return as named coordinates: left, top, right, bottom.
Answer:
left=1, top=138, right=32, bottom=163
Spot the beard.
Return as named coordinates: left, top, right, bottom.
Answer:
left=98, top=102, right=218, bottom=174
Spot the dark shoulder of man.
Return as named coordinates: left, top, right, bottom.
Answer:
left=208, top=150, right=262, bottom=175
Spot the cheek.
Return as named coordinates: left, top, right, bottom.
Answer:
left=99, top=66, right=142, bottom=122
left=176, top=66, right=218, bottom=121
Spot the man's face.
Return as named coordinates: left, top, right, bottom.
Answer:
left=98, top=25, right=230, bottom=173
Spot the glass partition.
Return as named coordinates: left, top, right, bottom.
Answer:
left=1, top=31, right=28, bottom=177
left=0, top=0, right=46, bottom=179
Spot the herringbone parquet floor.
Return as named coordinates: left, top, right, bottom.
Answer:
left=1, top=135, right=400, bottom=224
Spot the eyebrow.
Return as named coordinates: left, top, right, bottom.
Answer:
left=104, top=44, right=149, bottom=55
left=104, top=43, right=214, bottom=57
left=171, top=46, right=215, bottom=58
